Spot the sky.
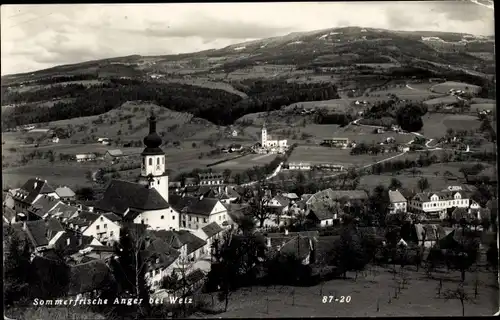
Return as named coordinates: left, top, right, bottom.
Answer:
left=1, top=1, right=495, bottom=75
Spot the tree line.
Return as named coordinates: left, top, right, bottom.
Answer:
left=2, top=78, right=340, bottom=128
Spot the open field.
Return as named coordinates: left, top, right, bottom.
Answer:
left=158, top=78, right=248, bottom=98
left=335, top=125, right=413, bottom=144
left=470, top=104, right=496, bottom=112
left=288, top=145, right=390, bottom=168
left=210, top=153, right=278, bottom=172
left=196, top=267, right=498, bottom=318
left=423, top=95, right=460, bottom=107
left=356, top=63, right=401, bottom=68
left=5, top=80, right=104, bottom=93
left=420, top=114, right=481, bottom=139
left=2, top=162, right=101, bottom=189
left=430, top=81, right=482, bottom=94
left=286, top=74, right=340, bottom=84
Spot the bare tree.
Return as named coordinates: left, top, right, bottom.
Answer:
left=246, top=183, right=272, bottom=228
left=443, top=283, right=474, bottom=316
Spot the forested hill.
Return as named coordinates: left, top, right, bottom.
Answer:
left=1, top=78, right=340, bottom=128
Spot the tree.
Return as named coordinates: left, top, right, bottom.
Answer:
left=389, top=178, right=402, bottom=190
left=4, top=226, right=32, bottom=306
left=208, top=232, right=266, bottom=312
left=368, top=185, right=390, bottom=226
left=112, top=224, right=150, bottom=316
left=222, top=169, right=232, bottom=182
left=75, top=186, right=96, bottom=201
left=246, top=184, right=272, bottom=228
left=191, top=142, right=197, bottom=148
left=417, top=177, right=430, bottom=192
left=329, top=226, right=369, bottom=280
left=443, top=283, right=474, bottom=316
left=486, top=242, right=498, bottom=270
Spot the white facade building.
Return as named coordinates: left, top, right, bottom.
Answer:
left=409, top=190, right=471, bottom=220
left=83, top=213, right=122, bottom=245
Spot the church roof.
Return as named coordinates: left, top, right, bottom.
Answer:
left=95, top=179, right=169, bottom=215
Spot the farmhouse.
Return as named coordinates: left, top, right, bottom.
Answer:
left=95, top=114, right=179, bottom=231
left=52, top=136, right=60, bottom=143
left=26, top=195, right=63, bottom=220
left=143, top=237, right=181, bottom=290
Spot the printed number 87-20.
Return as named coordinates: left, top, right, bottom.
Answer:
left=322, top=296, right=351, bottom=303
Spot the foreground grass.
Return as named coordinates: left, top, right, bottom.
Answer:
left=192, top=266, right=498, bottom=318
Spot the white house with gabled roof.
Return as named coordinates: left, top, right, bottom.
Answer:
left=82, top=212, right=122, bottom=246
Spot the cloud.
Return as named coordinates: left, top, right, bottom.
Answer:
left=0, top=2, right=495, bottom=75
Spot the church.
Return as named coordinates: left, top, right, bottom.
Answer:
left=95, top=113, right=179, bottom=231
left=260, top=123, right=287, bottom=153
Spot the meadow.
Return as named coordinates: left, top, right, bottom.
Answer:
left=335, top=125, right=413, bottom=144
left=210, top=153, right=278, bottom=172
left=287, top=145, right=390, bottom=168
left=430, top=81, right=482, bottom=94
left=423, top=95, right=460, bottom=107
left=195, top=267, right=498, bottom=318
left=420, top=113, right=481, bottom=139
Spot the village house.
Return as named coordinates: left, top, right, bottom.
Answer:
left=198, top=172, right=225, bottom=186
left=55, top=186, right=76, bottom=202
left=230, top=144, right=243, bottom=152
left=265, top=231, right=318, bottom=265
left=25, top=195, right=63, bottom=220
left=410, top=223, right=448, bottom=248
left=82, top=212, right=122, bottom=246
left=306, top=203, right=340, bottom=227
left=149, top=229, right=207, bottom=268
left=288, top=162, right=311, bottom=170
left=169, top=194, right=229, bottom=230
left=192, top=222, right=225, bottom=260
left=75, top=153, right=97, bottom=162
left=231, top=129, right=238, bottom=137
left=67, top=211, right=100, bottom=232
left=46, top=202, right=80, bottom=222
left=388, top=189, right=407, bottom=214
left=67, top=259, right=116, bottom=300
left=104, top=149, right=124, bottom=161
left=52, top=136, right=60, bottom=143
left=144, top=237, right=181, bottom=290
left=50, top=229, right=102, bottom=257
left=11, top=178, right=59, bottom=213
left=321, top=137, right=350, bottom=148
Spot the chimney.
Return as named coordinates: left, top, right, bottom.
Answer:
left=23, top=221, right=27, bottom=230
left=266, top=237, right=271, bottom=248
left=285, top=229, right=289, bottom=236
left=224, top=186, right=228, bottom=194
left=34, top=182, right=38, bottom=189
left=199, top=195, right=204, bottom=201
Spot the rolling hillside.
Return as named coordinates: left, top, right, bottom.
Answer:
left=1, top=26, right=495, bottom=130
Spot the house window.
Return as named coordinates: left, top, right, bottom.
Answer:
left=203, top=218, right=207, bottom=223
left=100, top=217, right=104, bottom=221
left=219, top=215, right=222, bottom=221
left=157, top=158, right=160, bottom=165
left=149, top=158, right=152, bottom=165
left=104, top=224, right=107, bottom=229
left=172, top=216, right=175, bottom=220
left=161, top=215, right=164, bottom=219
left=110, top=231, right=114, bottom=237
left=141, top=219, right=145, bottom=224
left=96, top=225, right=100, bottom=230
left=189, top=217, right=192, bottom=222
left=66, top=238, right=70, bottom=245
left=182, top=221, right=186, bottom=227
left=162, top=158, right=165, bottom=164
left=196, top=217, right=199, bottom=222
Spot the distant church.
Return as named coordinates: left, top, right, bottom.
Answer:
left=95, top=112, right=179, bottom=231
left=260, top=123, right=287, bottom=153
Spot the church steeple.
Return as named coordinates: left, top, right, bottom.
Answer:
left=139, top=111, right=169, bottom=203
left=142, top=110, right=164, bottom=155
